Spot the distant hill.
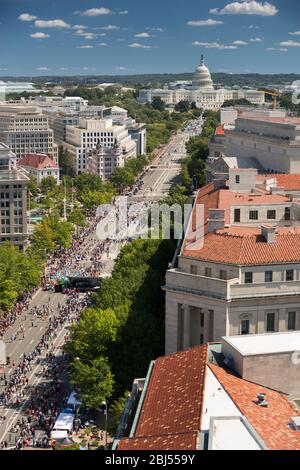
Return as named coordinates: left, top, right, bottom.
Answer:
left=1, top=73, right=300, bottom=88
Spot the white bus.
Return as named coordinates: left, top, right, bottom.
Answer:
left=51, top=413, right=75, bottom=441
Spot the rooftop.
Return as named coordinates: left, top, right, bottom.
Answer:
left=222, top=331, right=300, bottom=356
left=18, top=154, right=58, bottom=170
left=184, top=230, right=300, bottom=265
left=117, top=343, right=300, bottom=450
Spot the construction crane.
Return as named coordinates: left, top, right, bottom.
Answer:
left=259, top=89, right=281, bottom=109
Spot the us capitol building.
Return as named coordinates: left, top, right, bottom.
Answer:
left=138, top=55, right=265, bottom=110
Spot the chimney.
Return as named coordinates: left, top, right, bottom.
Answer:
left=208, top=209, right=226, bottom=233
left=261, top=225, right=276, bottom=244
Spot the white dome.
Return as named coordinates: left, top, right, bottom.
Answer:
left=192, top=55, right=214, bottom=90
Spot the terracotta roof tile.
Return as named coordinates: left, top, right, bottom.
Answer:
left=209, top=364, right=300, bottom=450
left=18, top=153, right=58, bottom=170
left=118, top=432, right=198, bottom=450
left=135, top=345, right=208, bottom=438
left=183, top=231, right=300, bottom=265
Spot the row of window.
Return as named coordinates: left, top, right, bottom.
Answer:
left=241, top=311, right=297, bottom=335
left=234, top=207, right=291, bottom=223
left=245, top=270, right=294, bottom=284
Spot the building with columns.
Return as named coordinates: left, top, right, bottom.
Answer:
left=139, top=56, right=265, bottom=110
left=164, top=168, right=300, bottom=354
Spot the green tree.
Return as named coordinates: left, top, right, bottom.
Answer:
left=40, top=176, right=57, bottom=194
left=107, top=391, right=131, bottom=436
left=151, top=96, right=165, bottom=111
left=70, top=357, right=114, bottom=409
left=66, top=308, right=120, bottom=360
left=175, top=100, right=190, bottom=113
left=58, top=146, right=76, bottom=177
left=68, top=208, right=86, bottom=227
left=111, top=168, right=135, bottom=191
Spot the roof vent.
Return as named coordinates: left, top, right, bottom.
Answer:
left=256, top=393, right=269, bottom=408
left=290, top=417, right=300, bottom=432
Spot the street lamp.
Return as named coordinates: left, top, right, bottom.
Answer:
left=101, top=401, right=108, bottom=450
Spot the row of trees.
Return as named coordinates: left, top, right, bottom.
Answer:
left=181, top=110, right=220, bottom=191
left=66, top=237, right=177, bottom=430
left=0, top=243, right=42, bottom=312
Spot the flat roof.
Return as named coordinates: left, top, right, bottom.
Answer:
left=209, top=417, right=263, bottom=450
left=222, top=331, right=300, bottom=356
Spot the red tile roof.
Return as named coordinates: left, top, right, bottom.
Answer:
left=135, top=345, right=208, bottom=437
left=118, top=432, right=198, bottom=450
left=209, top=364, right=300, bottom=451
left=118, top=345, right=208, bottom=450
left=18, top=153, right=58, bottom=170
left=183, top=231, right=300, bottom=265
left=274, top=174, right=300, bottom=191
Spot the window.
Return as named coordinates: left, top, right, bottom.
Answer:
left=220, top=270, right=227, bottom=280
left=267, top=210, right=276, bottom=220
left=241, top=319, right=250, bottom=335
left=190, top=265, right=197, bottom=275
left=200, top=311, right=204, bottom=327
left=245, top=272, right=253, bottom=284
left=266, top=313, right=275, bottom=332
left=249, top=210, right=258, bottom=220
left=286, top=270, right=294, bottom=281
left=265, top=271, right=273, bottom=283
left=285, top=207, right=291, bottom=221
left=288, top=312, right=296, bottom=331
left=235, top=175, right=240, bottom=184
left=205, top=267, right=212, bottom=278
left=234, top=209, right=241, bottom=223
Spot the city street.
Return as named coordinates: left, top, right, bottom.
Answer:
left=0, top=118, right=202, bottom=448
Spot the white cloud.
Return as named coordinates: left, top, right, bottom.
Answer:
left=146, top=27, right=164, bottom=32
left=81, top=8, right=111, bottom=17
left=267, top=47, right=288, bottom=51
left=60, top=67, right=69, bottom=71
left=187, top=19, right=224, bottom=26
left=76, top=45, right=94, bottom=49
left=115, top=66, right=127, bottom=71
left=83, top=67, right=96, bottom=71
left=98, top=25, right=120, bottom=31
left=280, top=40, right=300, bottom=47
left=30, top=32, right=50, bottom=39
left=210, top=1, right=278, bottom=16
left=75, top=30, right=97, bottom=40
left=135, top=32, right=151, bottom=38
left=119, top=11, right=129, bottom=15
left=193, top=41, right=238, bottom=49
left=37, top=67, right=50, bottom=71
left=249, top=37, right=263, bottom=42
left=289, top=31, right=300, bottom=36
left=248, top=24, right=260, bottom=28
left=98, top=43, right=107, bottom=46
left=18, top=13, right=38, bottom=22
left=128, top=42, right=155, bottom=49
left=73, top=25, right=87, bottom=30
left=34, top=19, right=71, bottom=29
left=232, top=40, right=248, bottom=45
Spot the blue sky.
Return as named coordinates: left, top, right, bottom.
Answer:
left=0, top=0, right=300, bottom=76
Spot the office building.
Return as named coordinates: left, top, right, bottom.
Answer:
left=0, top=105, right=58, bottom=162
left=0, top=143, right=28, bottom=248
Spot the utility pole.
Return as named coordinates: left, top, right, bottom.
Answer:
left=63, top=178, right=67, bottom=221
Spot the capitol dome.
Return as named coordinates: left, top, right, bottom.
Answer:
left=192, top=55, right=214, bottom=90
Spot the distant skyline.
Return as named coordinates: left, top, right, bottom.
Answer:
left=0, top=0, right=300, bottom=76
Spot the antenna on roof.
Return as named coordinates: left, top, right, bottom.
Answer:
left=201, top=54, right=204, bottom=66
